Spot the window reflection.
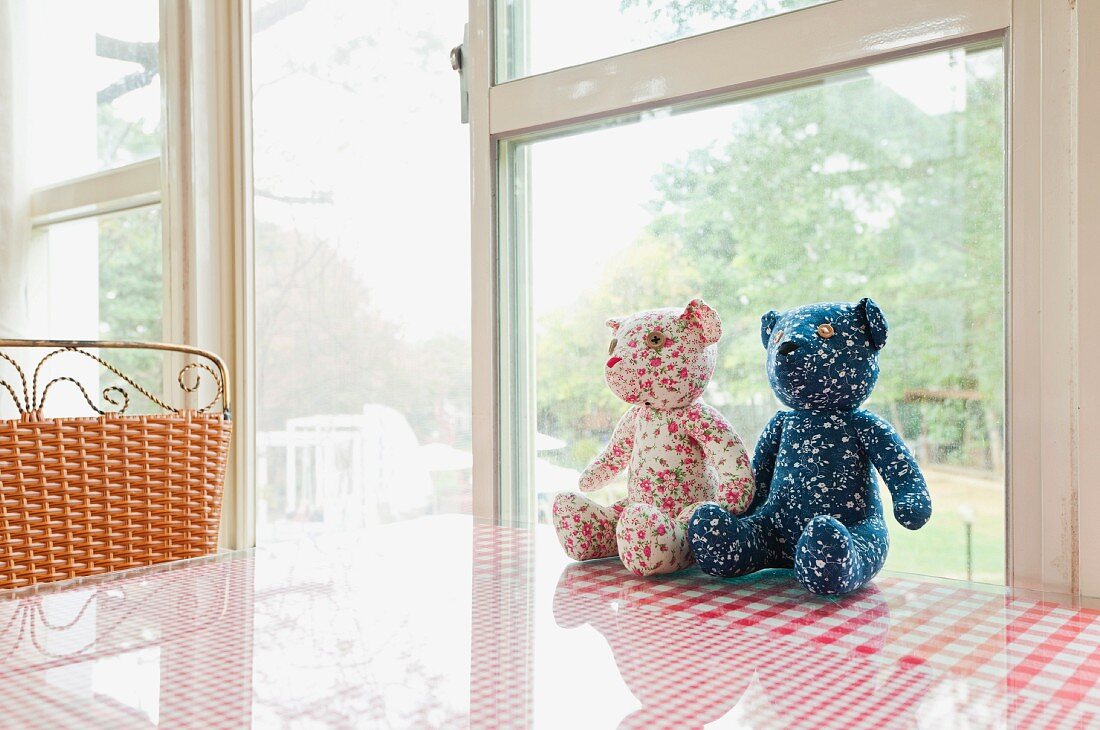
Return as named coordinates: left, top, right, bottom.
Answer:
left=521, top=45, right=1006, bottom=583
left=250, top=0, right=472, bottom=542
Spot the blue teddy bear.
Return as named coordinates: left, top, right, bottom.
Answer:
left=689, top=299, right=932, bottom=595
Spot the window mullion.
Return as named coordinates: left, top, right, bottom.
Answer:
left=488, top=0, right=1009, bottom=138
left=469, top=0, right=499, bottom=521
left=29, top=158, right=162, bottom=227
left=1078, top=0, right=1100, bottom=599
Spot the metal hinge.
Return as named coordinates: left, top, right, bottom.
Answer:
left=451, top=23, right=469, bottom=124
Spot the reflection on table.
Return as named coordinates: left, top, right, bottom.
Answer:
left=0, top=515, right=1097, bottom=728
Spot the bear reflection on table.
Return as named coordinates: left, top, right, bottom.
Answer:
left=552, top=561, right=902, bottom=729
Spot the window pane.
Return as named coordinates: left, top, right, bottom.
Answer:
left=26, top=0, right=161, bottom=186
left=251, top=0, right=471, bottom=542
left=517, top=46, right=1006, bottom=584
left=27, top=206, right=165, bottom=415
left=497, top=0, right=830, bottom=81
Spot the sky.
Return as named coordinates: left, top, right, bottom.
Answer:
left=27, top=0, right=160, bottom=187
left=245, top=1, right=983, bottom=341
left=26, top=0, right=992, bottom=345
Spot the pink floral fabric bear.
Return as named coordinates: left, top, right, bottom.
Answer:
left=552, top=299, right=755, bottom=576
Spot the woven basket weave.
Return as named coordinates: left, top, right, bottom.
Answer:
left=0, top=341, right=232, bottom=590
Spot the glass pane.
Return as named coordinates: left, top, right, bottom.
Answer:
left=27, top=206, right=165, bottom=415
left=497, top=0, right=830, bottom=81
left=251, top=0, right=471, bottom=542
left=517, top=46, right=1006, bottom=583
left=25, top=0, right=161, bottom=186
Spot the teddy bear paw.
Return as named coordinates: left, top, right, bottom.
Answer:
left=794, top=515, right=880, bottom=596
left=553, top=493, right=618, bottom=561
left=688, top=502, right=763, bottom=578
left=893, top=494, right=932, bottom=530
left=615, top=503, right=693, bottom=577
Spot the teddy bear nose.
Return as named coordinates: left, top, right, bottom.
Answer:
left=606, top=356, right=623, bottom=368
left=778, top=341, right=799, bottom=356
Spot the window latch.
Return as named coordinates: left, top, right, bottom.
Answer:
left=451, top=24, right=469, bottom=124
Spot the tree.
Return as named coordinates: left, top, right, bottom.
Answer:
left=254, top=221, right=470, bottom=447
left=537, top=48, right=1005, bottom=473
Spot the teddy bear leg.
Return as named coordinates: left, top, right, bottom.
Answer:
left=689, top=503, right=780, bottom=578
left=615, top=502, right=694, bottom=577
left=552, top=492, right=622, bottom=561
left=794, top=515, right=889, bottom=596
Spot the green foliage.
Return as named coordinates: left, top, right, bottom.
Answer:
left=97, top=102, right=160, bottom=169
left=97, top=207, right=164, bottom=413
left=253, top=222, right=472, bottom=449
left=92, top=75, right=164, bottom=413
left=537, top=48, right=1006, bottom=476
left=619, top=0, right=826, bottom=35
left=884, top=469, right=1004, bottom=583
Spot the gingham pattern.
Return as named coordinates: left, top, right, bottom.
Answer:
left=0, top=517, right=1097, bottom=728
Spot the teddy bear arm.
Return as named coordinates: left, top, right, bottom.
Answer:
left=853, top=411, right=932, bottom=530
left=579, top=407, right=639, bottom=492
left=683, top=404, right=755, bottom=514
left=750, top=411, right=787, bottom=512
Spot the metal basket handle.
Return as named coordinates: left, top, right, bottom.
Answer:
left=0, top=340, right=231, bottom=419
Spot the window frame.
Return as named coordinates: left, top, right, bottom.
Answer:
left=21, top=0, right=254, bottom=550
left=165, top=0, right=255, bottom=551
left=24, top=1, right=180, bottom=351
left=467, top=0, right=1098, bottom=594
left=26, top=0, right=173, bottom=337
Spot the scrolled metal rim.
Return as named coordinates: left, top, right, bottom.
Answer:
left=0, top=340, right=231, bottom=419
left=178, top=362, right=225, bottom=414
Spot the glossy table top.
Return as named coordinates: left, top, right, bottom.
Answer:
left=1, top=515, right=1098, bottom=729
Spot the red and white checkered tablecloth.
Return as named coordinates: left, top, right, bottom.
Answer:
left=0, top=516, right=1097, bottom=728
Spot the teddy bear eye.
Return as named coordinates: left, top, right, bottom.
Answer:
left=608, top=338, right=618, bottom=356
left=644, top=330, right=666, bottom=350
left=816, top=323, right=835, bottom=339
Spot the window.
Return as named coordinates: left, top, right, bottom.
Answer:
left=250, top=0, right=472, bottom=541
left=471, top=0, right=1093, bottom=592
left=26, top=1, right=161, bottom=186
left=31, top=207, right=165, bottom=410
left=12, top=0, right=167, bottom=404
left=496, top=0, right=831, bottom=81
left=20, top=0, right=1069, bottom=590
left=513, top=45, right=1005, bottom=583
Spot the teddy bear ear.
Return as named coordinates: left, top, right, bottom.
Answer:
left=680, top=298, right=722, bottom=344
left=760, top=310, right=780, bottom=349
left=857, top=297, right=888, bottom=350
left=605, top=317, right=625, bottom=332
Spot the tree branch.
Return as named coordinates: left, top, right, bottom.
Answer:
left=96, top=35, right=158, bottom=67
left=97, top=68, right=158, bottom=105
left=95, top=35, right=159, bottom=105
left=254, top=0, right=313, bottom=33
left=255, top=189, right=334, bottom=205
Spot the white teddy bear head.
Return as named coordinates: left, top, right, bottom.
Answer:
left=603, top=299, right=722, bottom=410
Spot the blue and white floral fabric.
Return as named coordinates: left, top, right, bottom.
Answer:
left=689, top=299, right=932, bottom=595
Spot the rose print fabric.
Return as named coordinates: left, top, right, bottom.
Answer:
left=689, top=299, right=933, bottom=595
left=553, top=299, right=754, bottom=577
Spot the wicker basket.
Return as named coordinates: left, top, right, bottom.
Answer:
left=0, top=340, right=232, bottom=590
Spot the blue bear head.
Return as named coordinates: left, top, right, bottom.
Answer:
left=760, top=298, right=888, bottom=411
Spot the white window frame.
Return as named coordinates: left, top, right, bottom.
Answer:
left=163, top=0, right=254, bottom=551
left=23, top=0, right=203, bottom=378
left=25, top=0, right=255, bottom=551
left=27, top=8, right=173, bottom=334
left=466, top=0, right=1100, bottom=595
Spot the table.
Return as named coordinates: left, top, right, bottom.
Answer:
left=0, top=514, right=1098, bottom=728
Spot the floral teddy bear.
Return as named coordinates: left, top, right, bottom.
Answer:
left=553, top=299, right=755, bottom=576
left=689, top=299, right=932, bottom=595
